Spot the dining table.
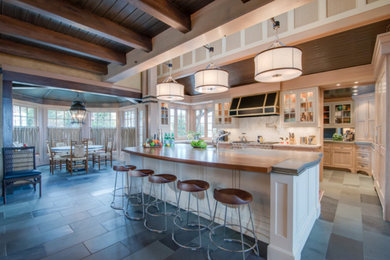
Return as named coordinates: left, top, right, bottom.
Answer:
left=51, top=145, right=104, bottom=154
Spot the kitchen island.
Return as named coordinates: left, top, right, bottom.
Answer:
left=123, top=144, right=322, bottom=260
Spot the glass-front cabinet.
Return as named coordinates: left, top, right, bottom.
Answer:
left=160, top=103, right=169, bottom=125
left=323, top=101, right=353, bottom=128
left=214, top=100, right=234, bottom=127
left=283, top=93, right=296, bottom=123
left=323, top=104, right=330, bottom=125
left=281, top=87, right=318, bottom=127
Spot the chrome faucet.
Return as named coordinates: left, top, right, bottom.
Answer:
left=213, top=132, right=231, bottom=149
left=239, top=133, right=247, bottom=143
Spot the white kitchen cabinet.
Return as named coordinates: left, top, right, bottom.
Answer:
left=281, top=87, right=319, bottom=127
left=354, top=94, right=375, bottom=142
left=214, top=100, right=236, bottom=127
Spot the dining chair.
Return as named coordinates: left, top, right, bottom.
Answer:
left=66, top=141, right=88, bottom=175
left=46, top=141, right=65, bottom=174
left=92, top=139, right=113, bottom=170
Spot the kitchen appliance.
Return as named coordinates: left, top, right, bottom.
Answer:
left=229, top=91, right=280, bottom=117
left=257, top=135, right=264, bottom=143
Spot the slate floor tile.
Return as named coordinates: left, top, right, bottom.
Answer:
left=120, top=229, right=165, bottom=254
left=362, top=214, right=390, bottom=236
left=83, top=242, right=130, bottom=260
left=363, top=230, right=390, bottom=260
left=326, top=233, right=363, bottom=260
left=42, top=243, right=90, bottom=260
left=360, top=194, right=381, bottom=206
left=332, top=215, right=363, bottom=241
left=123, top=241, right=173, bottom=260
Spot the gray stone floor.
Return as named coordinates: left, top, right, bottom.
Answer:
left=301, top=169, right=390, bottom=260
left=0, top=166, right=389, bottom=259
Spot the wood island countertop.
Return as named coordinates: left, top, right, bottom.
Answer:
left=123, top=144, right=322, bottom=175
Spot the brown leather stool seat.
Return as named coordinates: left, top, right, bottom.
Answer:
left=213, top=188, right=253, bottom=205
left=177, top=179, right=209, bottom=192
left=129, top=169, right=154, bottom=177
left=113, top=164, right=136, bottom=172
left=149, top=174, right=177, bottom=184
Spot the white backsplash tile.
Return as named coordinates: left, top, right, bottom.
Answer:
left=217, top=116, right=320, bottom=143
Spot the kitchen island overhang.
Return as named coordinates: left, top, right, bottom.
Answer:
left=123, top=144, right=322, bottom=260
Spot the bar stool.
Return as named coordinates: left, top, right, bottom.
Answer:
left=111, top=164, right=136, bottom=210
left=124, top=169, right=154, bottom=220
left=144, top=174, right=177, bottom=233
left=208, top=188, right=259, bottom=260
left=172, top=179, right=212, bottom=250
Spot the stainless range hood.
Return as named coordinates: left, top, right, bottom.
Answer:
left=229, top=91, right=280, bottom=117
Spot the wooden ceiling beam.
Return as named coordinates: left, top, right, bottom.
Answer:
left=4, top=0, right=152, bottom=51
left=126, top=0, right=191, bottom=33
left=0, top=15, right=125, bottom=65
left=0, top=38, right=107, bottom=74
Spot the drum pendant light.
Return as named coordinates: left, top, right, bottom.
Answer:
left=194, top=46, right=229, bottom=94
left=156, top=63, right=184, bottom=101
left=254, top=19, right=302, bottom=83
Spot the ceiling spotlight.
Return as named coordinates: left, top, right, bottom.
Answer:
left=352, top=86, right=358, bottom=89
left=353, top=93, right=358, bottom=96
left=336, top=83, right=341, bottom=87
left=354, top=81, right=359, bottom=84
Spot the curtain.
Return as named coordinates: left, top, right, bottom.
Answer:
left=47, top=127, right=81, bottom=145
left=13, top=127, right=40, bottom=151
left=121, top=127, right=136, bottom=149
left=90, top=128, right=117, bottom=150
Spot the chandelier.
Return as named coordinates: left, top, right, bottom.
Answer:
left=254, top=19, right=302, bottom=83
left=194, top=46, right=229, bottom=94
left=156, top=63, right=184, bottom=101
left=69, top=93, right=87, bottom=124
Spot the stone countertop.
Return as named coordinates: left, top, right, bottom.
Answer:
left=175, top=140, right=321, bottom=148
left=123, top=144, right=322, bottom=175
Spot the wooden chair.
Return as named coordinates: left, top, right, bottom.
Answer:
left=2, top=146, right=42, bottom=204
left=47, top=141, right=65, bottom=174
left=92, top=139, right=113, bottom=170
left=66, top=141, right=88, bottom=175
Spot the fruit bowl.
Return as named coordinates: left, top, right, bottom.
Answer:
left=190, top=140, right=207, bottom=149
left=143, top=139, right=162, bottom=148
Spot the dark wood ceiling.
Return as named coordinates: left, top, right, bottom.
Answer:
left=178, top=19, right=390, bottom=96
left=0, top=0, right=213, bottom=74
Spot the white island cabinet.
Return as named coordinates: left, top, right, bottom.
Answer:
left=124, top=145, right=322, bottom=260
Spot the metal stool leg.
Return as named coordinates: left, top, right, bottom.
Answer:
left=238, top=206, right=245, bottom=260
left=110, top=170, right=120, bottom=209
left=125, top=176, right=147, bottom=220
left=248, top=204, right=260, bottom=256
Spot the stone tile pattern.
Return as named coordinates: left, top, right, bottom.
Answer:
left=1, top=166, right=389, bottom=260
left=301, top=170, right=390, bottom=260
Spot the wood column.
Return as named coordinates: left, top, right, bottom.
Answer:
left=0, top=73, right=13, bottom=194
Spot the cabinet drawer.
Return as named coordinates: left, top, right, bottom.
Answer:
left=356, top=151, right=370, bottom=160
left=356, top=161, right=370, bottom=170
left=324, top=143, right=332, bottom=149
left=333, top=143, right=353, bottom=151
left=356, top=145, right=370, bottom=153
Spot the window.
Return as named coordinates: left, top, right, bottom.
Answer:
left=170, top=108, right=175, bottom=133
left=207, top=110, right=213, bottom=138
left=195, top=109, right=205, bottom=137
left=91, top=112, right=117, bottom=128
left=138, top=110, right=144, bottom=145
left=13, top=105, right=36, bottom=127
left=177, top=109, right=187, bottom=137
left=48, top=109, right=77, bottom=128
left=124, top=109, right=137, bottom=128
